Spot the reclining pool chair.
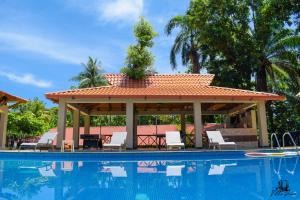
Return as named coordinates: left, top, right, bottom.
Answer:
left=166, top=131, right=185, bottom=150
left=206, top=131, right=237, bottom=150
left=19, top=132, right=58, bottom=151
left=103, top=132, right=127, bottom=151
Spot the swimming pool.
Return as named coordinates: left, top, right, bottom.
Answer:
left=0, top=151, right=298, bottom=200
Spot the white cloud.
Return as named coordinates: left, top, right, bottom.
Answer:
left=99, top=0, right=143, bottom=22
left=0, top=70, right=52, bottom=88
left=0, top=31, right=97, bottom=65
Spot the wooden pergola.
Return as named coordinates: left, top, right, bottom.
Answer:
left=0, top=90, right=27, bottom=148
left=46, top=74, right=284, bottom=149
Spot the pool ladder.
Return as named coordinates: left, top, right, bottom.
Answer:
left=282, top=132, right=297, bottom=150
left=271, top=133, right=281, bottom=150
left=271, top=132, right=298, bottom=150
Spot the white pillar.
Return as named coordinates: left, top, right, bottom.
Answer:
left=57, top=99, right=67, bottom=148
left=251, top=109, right=257, bottom=130
left=257, top=101, right=269, bottom=147
left=126, top=101, right=134, bottom=149
left=0, top=106, right=8, bottom=149
left=84, top=115, right=90, bottom=134
left=193, top=101, right=203, bottom=148
left=73, top=109, right=80, bottom=148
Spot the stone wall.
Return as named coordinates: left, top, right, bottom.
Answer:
left=217, top=128, right=258, bottom=149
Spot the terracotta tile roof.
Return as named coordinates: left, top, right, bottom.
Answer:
left=104, top=73, right=215, bottom=87
left=0, top=90, right=27, bottom=104
left=45, top=74, right=284, bottom=101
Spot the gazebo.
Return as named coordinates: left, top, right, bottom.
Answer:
left=46, top=74, right=284, bottom=149
left=0, top=90, right=27, bottom=148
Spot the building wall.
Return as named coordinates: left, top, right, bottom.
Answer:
left=217, top=128, right=258, bottom=148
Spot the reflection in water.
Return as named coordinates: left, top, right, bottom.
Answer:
left=0, top=156, right=299, bottom=199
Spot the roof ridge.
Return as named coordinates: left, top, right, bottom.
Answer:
left=206, top=85, right=278, bottom=96
left=45, top=85, right=112, bottom=95
left=104, top=73, right=215, bottom=76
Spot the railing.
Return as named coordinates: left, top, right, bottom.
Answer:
left=282, top=132, right=297, bottom=149
left=271, top=133, right=281, bottom=149
left=101, top=133, right=196, bottom=148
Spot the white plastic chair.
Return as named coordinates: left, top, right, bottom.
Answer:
left=165, top=131, right=185, bottom=150
left=103, top=132, right=127, bottom=151
left=61, top=140, right=74, bottom=152
left=19, top=132, right=57, bottom=151
left=206, top=131, right=237, bottom=150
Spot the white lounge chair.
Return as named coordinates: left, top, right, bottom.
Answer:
left=206, top=131, right=237, bottom=150
left=19, top=132, right=57, bottom=151
left=165, top=131, right=185, bottom=150
left=103, top=132, right=127, bottom=151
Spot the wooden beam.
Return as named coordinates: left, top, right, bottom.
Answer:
left=67, top=104, right=89, bottom=116
left=228, top=103, right=256, bottom=115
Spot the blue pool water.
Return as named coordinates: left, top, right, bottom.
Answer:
left=0, top=152, right=299, bottom=200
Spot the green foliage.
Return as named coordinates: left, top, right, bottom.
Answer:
left=169, top=0, right=300, bottom=133
left=165, top=15, right=207, bottom=73
left=121, top=17, right=157, bottom=79
left=71, top=57, right=107, bottom=88
left=7, top=98, right=60, bottom=141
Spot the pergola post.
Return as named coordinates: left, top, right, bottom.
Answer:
left=180, top=114, right=186, bottom=143
left=126, top=101, right=134, bottom=149
left=57, top=99, right=67, bottom=148
left=193, top=101, right=203, bottom=148
left=84, top=115, right=90, bottom=134
left=257, top=101, right=269, bottom=147
left=0, top=106, right=8, bottom=149
left=251, top=109, right=257, bottom=130
left=73, top=109, right=80, bottom=149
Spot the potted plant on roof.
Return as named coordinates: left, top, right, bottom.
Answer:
left=121, top=17, right=157, bottom=80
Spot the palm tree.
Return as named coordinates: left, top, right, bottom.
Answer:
left=71, top=57, right=107, bottom=88
left=165, top=15, right=207, bottom=73
left=256, top=29, right=300, bottom=92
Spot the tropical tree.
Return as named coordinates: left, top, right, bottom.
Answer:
left=72, top=57, right=107, bottom=88
left=187, top=0, right=300, bottom=92
left=121, top=17, right=157, bottom=79
left=165, top=15, right=207, bottom=73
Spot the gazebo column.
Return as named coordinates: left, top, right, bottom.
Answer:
left=73, top=109, right=80, bottom=149
left=126, top=101, right=134, bottom=149
left=84, top=115, right=90, bottom=134
left=251, top=109, right=257, bottom=130
left=0, top=106, right=8, bottom=149
left=180, top=114, right=186, bottom=143
left=57, top=99, right=67, bottom=148
left=193, top=101, right=203, bottom=148
left=257, top=101, right=269, bottom=147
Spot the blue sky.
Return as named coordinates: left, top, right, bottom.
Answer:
left=0, top=0, right=189, bottom=106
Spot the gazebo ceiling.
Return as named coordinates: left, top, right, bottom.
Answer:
left=68, top=102, right=255, bottom=116
left=0, top=90, right=27, bottom=107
